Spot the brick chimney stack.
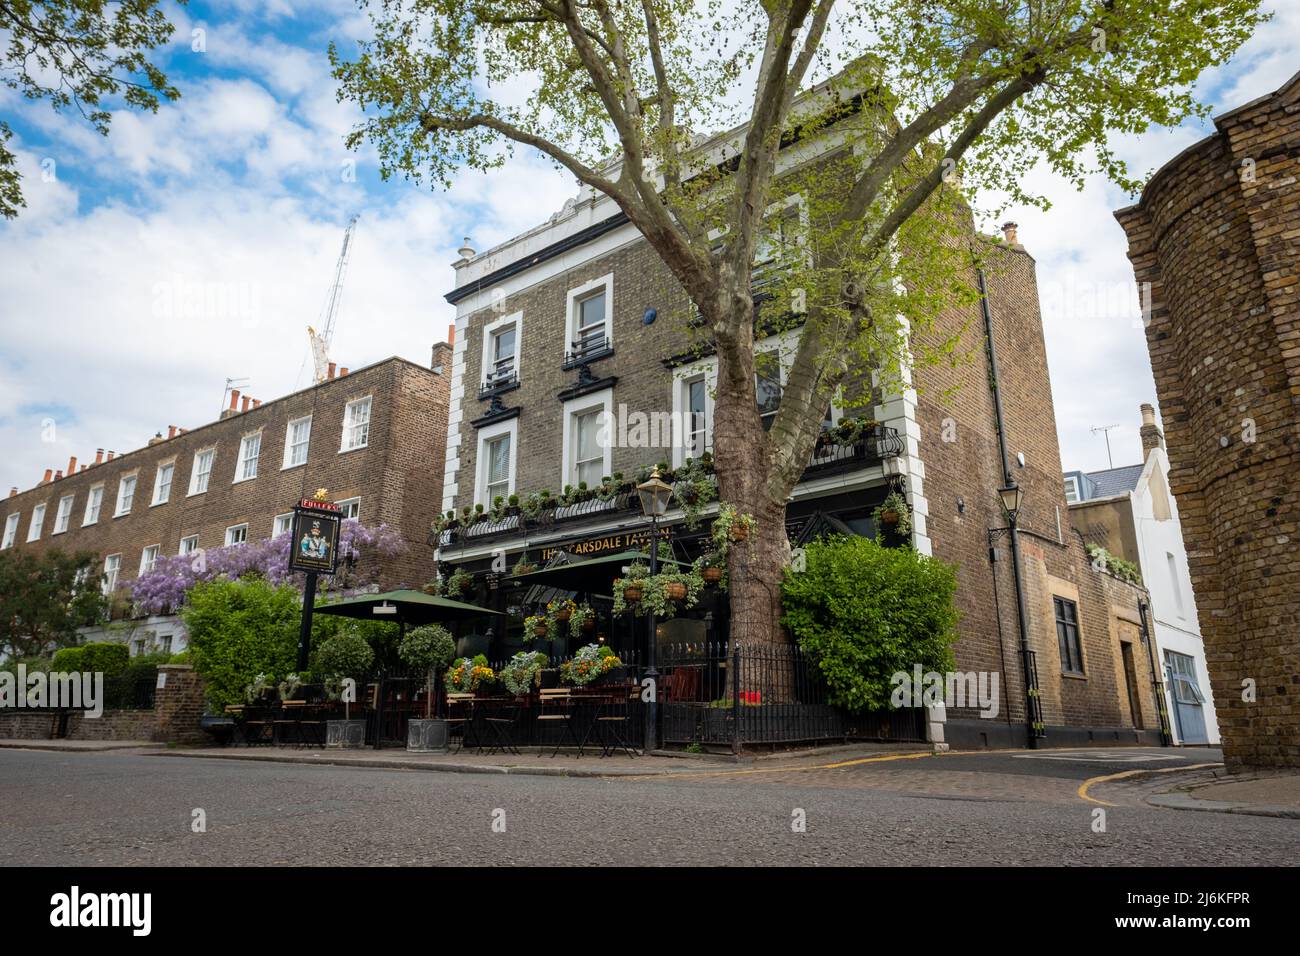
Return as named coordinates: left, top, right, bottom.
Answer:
left=1140, top=403, right=1165, bottom=462
left=431, top=340, right=453, bottom=375
left=1001, top=222, right=1022, bottom=249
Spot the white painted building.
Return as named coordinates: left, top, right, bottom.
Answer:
left=1066, top=405, right=1220, bottom=745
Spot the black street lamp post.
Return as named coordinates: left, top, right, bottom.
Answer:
left=636, top=467, right=673, bottom=753
left=997, top=479, right=1043, bottom=747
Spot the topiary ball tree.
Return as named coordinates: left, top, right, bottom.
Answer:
left=398, top=624, right=456, bottom=717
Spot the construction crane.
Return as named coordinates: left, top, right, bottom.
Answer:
left=307, top=214, right=360, bottom=383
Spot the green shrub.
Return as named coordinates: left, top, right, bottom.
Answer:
left=397, top=624, right=455, bottom=673
left=168, top=649, right=192, bottom=665
left=51, top=646, right=86, bottom=672
left=122, top=652, right=170, bottom=685
left=181, top=577, right=301, bottom=709
left=313, top=627, right=375, bottom=681
left=781, top=536, right=958, bottom=712
left=80, top=642, right=129, bottom=677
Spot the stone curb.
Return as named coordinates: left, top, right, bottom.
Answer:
left=147, top=747, right=726, bottom=778
left=1145, top=791, right=1300, bottom=819
left=0, top=739, right=155, bottom=752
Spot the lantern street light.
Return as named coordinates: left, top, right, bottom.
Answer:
left=636, top=467, right=673, bottom=752
left=998, top=481, right=1024, bottom=523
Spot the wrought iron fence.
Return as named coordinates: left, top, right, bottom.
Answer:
left=658, top=641, right=926, bottom=749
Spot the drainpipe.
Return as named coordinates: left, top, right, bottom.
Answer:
left=1138, top=598, right=1174, bottom=746
left=979, top=268, right=1042, bottom=748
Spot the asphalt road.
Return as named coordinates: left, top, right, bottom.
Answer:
left=1, top=747, right=1295, bottom=866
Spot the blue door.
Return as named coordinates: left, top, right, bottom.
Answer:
left=1166, top=651, right=1209, bottom=745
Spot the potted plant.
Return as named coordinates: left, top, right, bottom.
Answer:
left=398, top=624, right=456, bottom=752
left=512, top=556, right=538, bottom=576
left=315, top=628, right=375, bottom=748
left=612, top=562, right=650, bottom=614
left=548, top=598, right=576, bottom=623
left=523, top=612, right=551, bottom=640
left=445, top=655, right=496, bottom=695
left=569, top=602, right=597, bottom=639
left=559, top=643, right=624, bottom=687
left=500, top=650, right=547, bottom=697
left=873, top=490, right=912, bottom=538
left=506, top=494, right=521, bottom=516
left=445, top=566, right=474, bottom=598
left=713, top=504, right=755, bottom=545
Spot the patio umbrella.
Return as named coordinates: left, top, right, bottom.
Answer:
left=313, top=589, right=502, bottom=626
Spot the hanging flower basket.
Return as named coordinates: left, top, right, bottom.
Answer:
left=729, top=525, right=750, bottom=542
left=533, top=622, right=549, bottom=637
left=880, top=509, right=900, bottom=526
left=555, top=607, right=572, bottom=622
left=622, top=584, right=643, bottom=602
left=581, top=614, right=596, bottom=632
left=702, top=566, right=723, bottom=585
left=664, top=581, right=688, bottom=601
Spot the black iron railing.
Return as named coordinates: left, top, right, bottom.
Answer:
left=478, top=368, right=518, bottom=399
left=562, top=332, right=612, bottom=369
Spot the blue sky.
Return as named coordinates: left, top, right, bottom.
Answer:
left=0, top=0, right=1297, bottom=496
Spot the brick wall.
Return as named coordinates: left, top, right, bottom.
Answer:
left=0, top=355, right=449, bottom=599
left=1115, top=72, right=1300, bottom=769
left=0, top=663, right=208, bottom=742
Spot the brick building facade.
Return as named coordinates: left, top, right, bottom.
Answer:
left=1, top=350, right=452, bottom=653
left=1115, top=71, right=1300, bottom=769
left=436, top=142, right=1158, bottom=749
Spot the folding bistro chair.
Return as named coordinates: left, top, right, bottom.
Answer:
left=445, top=693, right=476, bottom=753
left=274, top=699, right=306, bottom=746
left=594, top=686, right=640, bottom=758
left=537, top=688, right=581, bottom=757
left=480, top=699, right=522, bottom=756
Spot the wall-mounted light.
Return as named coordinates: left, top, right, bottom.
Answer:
left=643, top=307, right=657, bottom=326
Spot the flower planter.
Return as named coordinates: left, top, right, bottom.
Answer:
left=595, top=666, right=629, bottom=685
left=729, top=526, right=749, bottom=543
left=622, top=585, right=643, bottom=603
left=406, top=718, right=450, bottom=753
left=555, top=608, right=572, bottom=623
left=664, top=581, right=688, bottom=601
left=326, top=718, right=367, bottom=749
left=581, top=615, right=596, bottom=632
left=702, top=567, right=723, bottom=585
left=880, top=510, right=900, bottom=526
left=533, top=623, right=549, bottom=638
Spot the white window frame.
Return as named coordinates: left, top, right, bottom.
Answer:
left=481, top=311, right=522, bottom=388
left=179, top=534, right=199, bottom=555
left=670, top=328, right=809, bottom=467
left=225, top=523, right=248, bottom=547
left=337, top=497, right=361, bottom=520
left=3, top=512, right=21, bottom=548
left=561, top=388, right=613, bottom=492
left=565, top=273, right=614, bottom=356
left=53, top=495, right=74, bottom=534
left=114, top=474, right=137, bottom=517
left=235, top=431, right=262, bottom=483
left=26, top=503, right=46, bottom=541
left=103, top=553, right=121, bottom=594
left=475, top=418, right=518, bottom=507
left=283, top=415, right=312, bottom=469
left=152, top=461, right=174, bottom=506
left=752, top=193, right=811, bottom=283
left=340, top=396, right=373, bottom=453
left=83, top=484, right=104, bottom=526
left=188, top=448, right=215, bottom=496
left=140, top=544, right=160, bottom=574
left=273, top=513, right=294, bottom=537
left=1064, top=476, right=1081, bottom=503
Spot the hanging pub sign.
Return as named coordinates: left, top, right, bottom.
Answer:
left=288, top=495, right=342, bottom=575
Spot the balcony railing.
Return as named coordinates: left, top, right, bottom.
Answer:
left=563, top=331, right=613, bottom=369
left=478, top=367, right=518, bottom=400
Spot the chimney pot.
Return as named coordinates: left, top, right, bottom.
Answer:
left=95, top=449, right=104, bottom=465
left=1139, top=404, right=1165, bottom=462
left=168, top=425, right=177, bottom=439
left=79, top=465, right=86, bottom=473
left=1001, top=222, right=1019, bottom=246
left=8, top=487, right=16, bottom=498
left=252, top=399, right=261, bottom=408
left=339, top=368, right=348, bottom=377
left=328, top=362, right=337, bottom=379
left=67, top=456, right=77, bottom=475
left=229, top=389, right=241, bottom=411
left=54, top=470, right=63, bottom=480
left=42, top=468, right=52, bottom=483
left=241, top=396, right=251, bottom=412
left=457, top=237, right=475, bottom=259
left=1140, top=403, right=1156, bottom=426
left=448, top=323, right=456, bottom=347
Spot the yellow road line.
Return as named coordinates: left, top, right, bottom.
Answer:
left=1077, top=762, right=1222, bottom=807
left=613, top=748, right=982, bottom=782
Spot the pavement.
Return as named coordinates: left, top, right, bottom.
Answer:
left=2, top=743, right=1296, bottom=865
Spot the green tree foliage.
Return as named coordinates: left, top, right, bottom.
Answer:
left=782, top=536, right=958, bottom=711
left=333, top=0, right=1266, bottom=645
left=180, top=578, right=302, bottom=709
left=0, top=548, right=107, bottom=659
left=397, top=624, right=456, bottom=674
left=79, top=641, right=129, bottom=676
left=313, top=628, right=375, bottom=681
left=0, top=0, right=181, bottom=218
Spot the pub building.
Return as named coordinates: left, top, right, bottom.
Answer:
left=434, top=102, right=1163, bottom=751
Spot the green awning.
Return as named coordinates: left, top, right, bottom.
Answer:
left=507, top=550, right=690, bottom=592
left=313, top=589, right=501, bottom=625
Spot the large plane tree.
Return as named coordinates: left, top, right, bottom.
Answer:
left=333, top=0, right=1262, bottom=646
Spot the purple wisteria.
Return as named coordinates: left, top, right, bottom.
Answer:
left=130, top=520, right=407, bottom=615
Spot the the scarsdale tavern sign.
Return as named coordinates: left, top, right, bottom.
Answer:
left=538, top=527, right=669, bottom=562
